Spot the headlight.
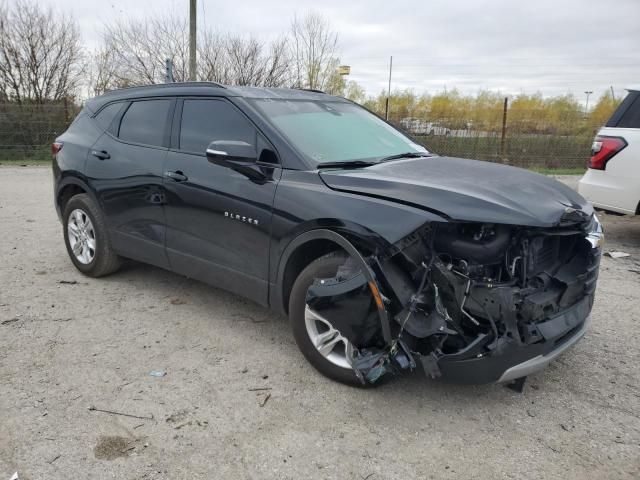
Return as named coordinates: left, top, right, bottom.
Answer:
left=586, top=214, right=604, bottom=249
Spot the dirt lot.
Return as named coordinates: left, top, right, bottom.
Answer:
left=1, top=167, right=639, bottom=480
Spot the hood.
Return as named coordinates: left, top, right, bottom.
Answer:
left=318, top=156, right=593, bottom=227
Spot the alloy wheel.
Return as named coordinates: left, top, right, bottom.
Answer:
left=67, top=208, right=96, bottom=264
left=304, top=305, right=354, bottom=369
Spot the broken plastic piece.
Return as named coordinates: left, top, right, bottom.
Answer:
left=352, top=350, right=390, bottom=384
left=351, top=340, right=415, bottom=384
left=149, top=370, right=166, bottom=377
left=604, top=251, right=630, bottom=259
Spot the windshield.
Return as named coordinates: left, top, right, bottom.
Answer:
left=250, top=99, right=428, bottom=165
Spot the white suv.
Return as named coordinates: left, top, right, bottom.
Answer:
left=579, top=87, right=640, bottom=215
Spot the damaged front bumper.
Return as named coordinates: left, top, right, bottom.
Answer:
left=416, top=296, right=592, bottom=384
left=306, top=215, right=602, bottom=386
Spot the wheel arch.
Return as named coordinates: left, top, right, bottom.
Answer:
left=271, top=225, right=395, bottom=316
left=55, top=176, right=97, bottom=220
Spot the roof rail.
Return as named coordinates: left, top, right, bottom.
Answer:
left=174, top=81, right=226, bottom=89
left=294, top=87, right=326, bottom=94
left=103, top=81, right=226, bottom=95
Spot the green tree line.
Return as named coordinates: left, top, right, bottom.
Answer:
left=346, top=88, right=621, bottom=136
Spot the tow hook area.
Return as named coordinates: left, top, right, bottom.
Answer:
left=506, top=377, right=527, bottom=393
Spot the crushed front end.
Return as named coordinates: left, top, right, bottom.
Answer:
left=306, top=214, right=603, bottom=385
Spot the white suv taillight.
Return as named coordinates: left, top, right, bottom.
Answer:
left=588, top=136, right=627, bottom=170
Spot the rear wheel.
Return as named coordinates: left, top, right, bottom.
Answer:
left=289, top=251, right=372, bottom=387
left=63, top=194, right=121, bottom=277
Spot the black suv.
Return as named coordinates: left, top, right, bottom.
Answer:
left=53, top=83, right=602, bottom=387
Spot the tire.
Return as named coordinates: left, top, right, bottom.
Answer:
left=62, top=193, right=121, bottom=277
left=289, top=251, right=371, bottom=387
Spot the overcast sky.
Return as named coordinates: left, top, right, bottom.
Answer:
left=43, top=0, right=640, bottom=103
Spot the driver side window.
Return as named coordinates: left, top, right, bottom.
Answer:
left=179, top=99, right=256, bottom=154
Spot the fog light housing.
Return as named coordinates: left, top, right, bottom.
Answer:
left=586, top=214, right=604, bottom=249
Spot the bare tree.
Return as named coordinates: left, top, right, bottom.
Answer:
left=99, top=14, right=292, bottom=89
left=289, top=12, right=340, bottom=91
left=199, top=30, right=230, bottom=84
left=0, top=0, right=83, bottom=103
left=225, top=35, right=264, bottom=86
left=87, top=45, right=126, bottom=97
left=261, top=37, right=291, bottom=88
left=102, top=15, right=190, bottom=86
left=224, top=35, right=290, bottom=87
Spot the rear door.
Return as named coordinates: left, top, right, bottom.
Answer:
left=86, top=97, right=175, bottom=268
left=163, top=97, right=281, bottom=304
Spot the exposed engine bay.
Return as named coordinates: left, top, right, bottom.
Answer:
left=306, top=216, right=602, bottom=385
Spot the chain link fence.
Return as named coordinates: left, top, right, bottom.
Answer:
left=1, top=101, right=597, bottom=171
left=0, top=102, right=78, bottom=162
left=389, top=107, right=598, bottom=171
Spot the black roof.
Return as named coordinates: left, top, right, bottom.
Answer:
left=85, top=82, right=342, bottom=112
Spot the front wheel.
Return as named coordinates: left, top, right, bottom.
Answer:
left=289, top=251, right=372, bottom=387
left=62, top=194, right=121, bottom=277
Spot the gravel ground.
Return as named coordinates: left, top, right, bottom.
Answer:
left=1, top=167, right=639, bottom=480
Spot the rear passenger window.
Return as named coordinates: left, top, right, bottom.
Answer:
left=179, top=99, right=256, bottom=154
left=616, top=95, right=640, bottom=128
left=119, top=99, right=171, bottom=147
left=94, top=103, right=122, bottom=131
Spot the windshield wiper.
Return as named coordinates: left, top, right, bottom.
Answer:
left=317, top=160, right=378, bottom=169
left=378, top=152, right=431, bottom=162
left=317, top=152, right=431, bottom=169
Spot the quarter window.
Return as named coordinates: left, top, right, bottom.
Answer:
left=118, top=99, right=172, bottom=147
left=179, top=99, right=256, bottom=154
left=94, top=103, right=123, bottom=131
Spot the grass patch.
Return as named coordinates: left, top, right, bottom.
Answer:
left=529, top=167, right=586, bottom=175
left=0, top=159, right=51, bottom=166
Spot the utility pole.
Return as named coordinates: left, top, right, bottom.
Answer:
left=385, top=56, right=393, bottom=121
left=610, top=86, right=615, bottom=101
left=189, top=0, right=197, bottom=81
left=584, top=90, right=593, bottom=117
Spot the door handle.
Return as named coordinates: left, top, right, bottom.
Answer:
left=164, top=170, right=188, bottom=182
left=91, top=150, right=110, bottom=160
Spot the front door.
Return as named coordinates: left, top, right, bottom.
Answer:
left=163, top=98, right=281, bottom=304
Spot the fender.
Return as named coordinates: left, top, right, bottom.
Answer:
left=270, top=225, right=397, bottom=319
left=274, top=219, right=393, bottom=266
left=268, top=170, right=446, bottom=291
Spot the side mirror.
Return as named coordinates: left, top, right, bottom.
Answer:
left=205, top=140, right=266, bottom=183
left=206, top=140, right=257, bottom=165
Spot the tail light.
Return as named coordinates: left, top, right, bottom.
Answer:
left=51, top=142, right=63, bottom=156
left=589, top=136, right=627, bottom=170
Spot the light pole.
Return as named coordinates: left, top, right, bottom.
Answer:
left=584, top=90, right=593, bottom=117
left=385, top=56, right=393, bottom=121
